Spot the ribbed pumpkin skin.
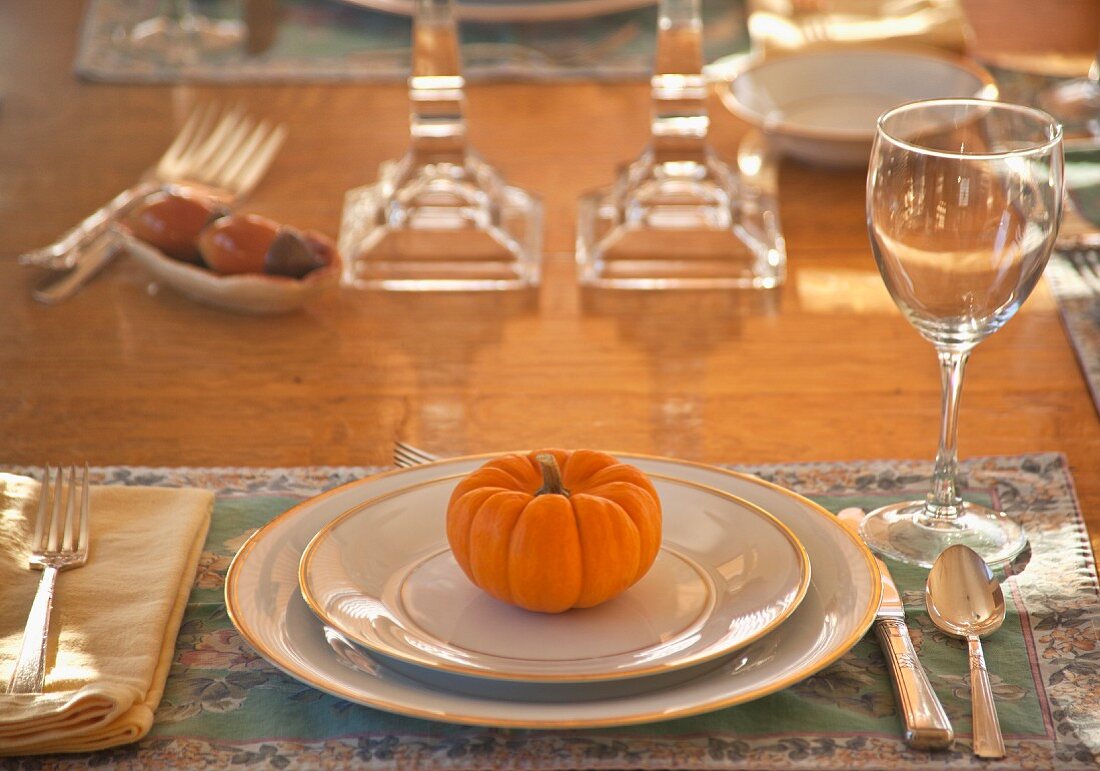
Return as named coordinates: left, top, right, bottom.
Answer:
left=446, top=449, right=662, bottom=613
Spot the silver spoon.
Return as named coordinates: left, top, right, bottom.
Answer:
left=925, top=544, right=1007, bottom=759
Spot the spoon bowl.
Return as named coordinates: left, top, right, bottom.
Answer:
left=925, top=545, right=1006, bottom=637
left=925, top=545, right=1007, bottom=759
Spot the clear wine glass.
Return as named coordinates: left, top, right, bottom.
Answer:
left=863, top=98, right=1063, bottom=568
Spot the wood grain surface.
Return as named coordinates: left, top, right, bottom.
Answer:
left=0, top=2, right=1096, bottom=558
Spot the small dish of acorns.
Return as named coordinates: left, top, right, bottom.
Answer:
left=117, top=188, right=340, bottom=314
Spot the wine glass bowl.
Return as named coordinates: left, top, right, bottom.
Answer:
left=863, top=98, right=1063, bottom=567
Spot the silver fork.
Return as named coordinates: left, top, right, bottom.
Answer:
left=1064, top=247, right=1100, bottom=294
left=20, top=103, right=288, bottom=271
left=7, top=465, right=91, bottom=694
left=393, top=441, right=439, bottom=468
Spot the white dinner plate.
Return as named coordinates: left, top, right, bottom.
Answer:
left=299, top=471, right=810, bottom=683
left=720, top=49, right=997, bottom=167
left=226, top=453, right=880, bottom=728
left=338, top=0, right=654, bottom=22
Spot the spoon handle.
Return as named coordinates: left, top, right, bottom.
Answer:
left=967, top=635, right=1006, bottom=758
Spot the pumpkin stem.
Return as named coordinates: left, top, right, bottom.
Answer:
left=535, top=453, right=570, bottom=497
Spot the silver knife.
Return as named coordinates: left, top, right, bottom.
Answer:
left=838, top=509, right=954, bottom=750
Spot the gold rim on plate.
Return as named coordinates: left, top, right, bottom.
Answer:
left=225, top=452, right=881, bottom=728
left=296, top=470, right=812, bottom=683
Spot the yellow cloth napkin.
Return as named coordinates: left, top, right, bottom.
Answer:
left=0, top=473, right=213, bottom=754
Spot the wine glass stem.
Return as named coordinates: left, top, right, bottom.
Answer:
left=923, top=349, right=970, bottom=524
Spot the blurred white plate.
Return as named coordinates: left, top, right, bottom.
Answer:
left=121, top=230, right=338, bottom=315
left=339, top=0, right=654, bottom=22
left=299, top=471, right=810, bottom=683
left=720, top=49, right=998, bottom=167
left=225, top=453, right=880, bottom=728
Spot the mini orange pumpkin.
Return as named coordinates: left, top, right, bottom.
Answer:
left=446, top=449, right=662, bottom=613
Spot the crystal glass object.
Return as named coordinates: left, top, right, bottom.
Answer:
left=863, top=98, right=1063, bottom=567
left=1040, top=52, right=1100, bottom=136
left=114, top=0, right=244, bottom=62
left=576, top=0, right=784, bottom=289
left=339, top=0, right=541, bottom=291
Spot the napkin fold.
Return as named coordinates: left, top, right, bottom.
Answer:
left=0, top=473, right=213, bottom=755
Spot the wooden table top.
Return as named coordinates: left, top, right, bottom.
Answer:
left=0, top=2, right=1096, bottom=558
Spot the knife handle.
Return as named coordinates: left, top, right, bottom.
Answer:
left=875, top=618, right=954, bottom=750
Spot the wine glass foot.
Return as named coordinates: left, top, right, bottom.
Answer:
left=1039, top=78, right=1100, bottom=136
left=859, top=501, right=1028, bottom=568
left=115, top=15, right=245, bottom=59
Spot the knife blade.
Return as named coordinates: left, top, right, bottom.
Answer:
left=837, top=509, right=954, bottom=750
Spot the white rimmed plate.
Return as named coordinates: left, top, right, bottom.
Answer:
left=226, top=453, right=879, bottom=728
left=720, top=49, right=998, bottom=167
left=338, top=0, right=654, bottom=22
left=299, top=471, right=810, bottom=683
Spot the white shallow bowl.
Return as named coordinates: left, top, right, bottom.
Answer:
left=721, top=49, right=998, bottom=167
left=121, top=231, right=338, bottom=315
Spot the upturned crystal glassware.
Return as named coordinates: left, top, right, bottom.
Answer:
left=115, top=0, right=244, bottom=62
left=576, top=0, right=785, bottom=289
left=863, top=98, right=1063, bottom=567
left=1040, top=51, right=1100, bottom=136
left=339, top=0, right=541, bottom=291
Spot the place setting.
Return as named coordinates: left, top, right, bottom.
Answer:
left=4, top=0, right=1100, bottom=768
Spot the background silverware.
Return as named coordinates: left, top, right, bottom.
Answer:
left=393, top=441, right=440, bottom=468
left=836, top=508, right=954, bottom=750
left=31, top=231, right=123, bottom=305
left=1062, top=247, right=1100, bottom=294
left=7, top=464, right=91, bottom=694
left=20, top=103, right=287, bottom=272
left=926, top=544, right=1008, bottom=758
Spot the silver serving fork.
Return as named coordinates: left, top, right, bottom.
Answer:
left=393, top=441, right=440, bottom=468
left=7, top=465, right=91, bottom=694
left=1065, top=247, right=1100, bottom=294
left=20, top=104, right=288, bottom=271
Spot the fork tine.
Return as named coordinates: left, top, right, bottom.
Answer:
left=160, top=103, right=219, bottom=178
left=201, top=116, right=255, bottom=185
left=157, top=104, right=207, bottom=173
left=397, top=441, right=436, bottom=461
left=79, top=463, right=90, bottom=553
left=394, top=441, right=438, bottom=467
left=46, top=467, right=64, bottom=553
left=62, top=466, right=77, bottom=552
left=215, top=119, right=271, bottom=190
left=231, top=123, right=288, bottom=196
left=189, top=106, right=245, bottom=173
left=33, top=465, right=51, bottom=552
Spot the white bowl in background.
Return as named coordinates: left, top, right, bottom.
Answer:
left=720, top=49, right=998, bottom=167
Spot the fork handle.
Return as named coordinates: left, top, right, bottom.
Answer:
left=7, top=565, right=59, bottom=694
left=18, top=181, right=161, bottom=271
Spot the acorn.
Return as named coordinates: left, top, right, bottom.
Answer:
left=123, top=191, right=226, bottom=265
left=198, top=213, right=281, bottom=275
left=198, top=213, right=337, bottom=279
left=264, top=229, right=336, bottom=278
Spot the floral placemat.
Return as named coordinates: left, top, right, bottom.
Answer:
left=2, top=453, right=1098, bottom=769
left=1046, top=256, right=1100, bottom=416
left=75, top=0, right=748, bottom=83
